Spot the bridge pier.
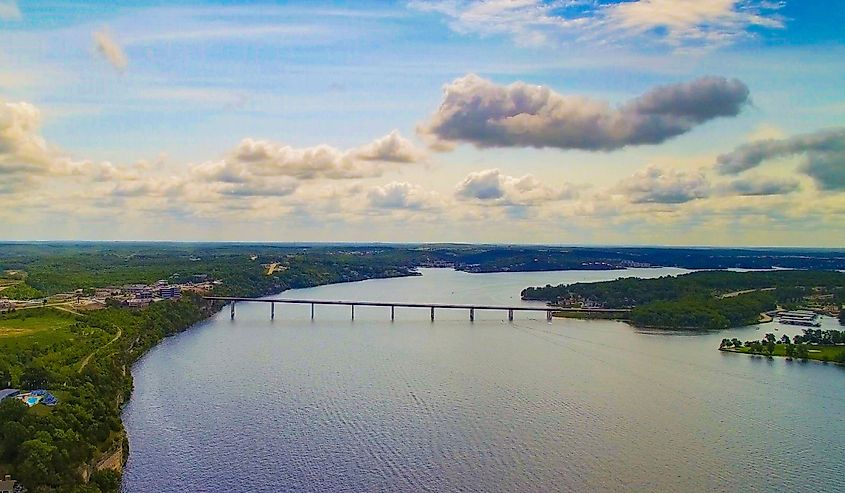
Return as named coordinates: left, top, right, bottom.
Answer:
left=390, top=305, right=395, bottom=321
left=508, top=309, right=514, bottom=322
left=311, top=303, right=315, bottom=320
left=469, top=308, right=474, bottom=321
left=351, top=304, right=355, bottom=320
left=546, top=311, right=553, bottom=321
left=230, top=302, right=235, bottom=319
left=430, top=307, right=435, bottom=321
left=271, top=302, right=275, bottom=320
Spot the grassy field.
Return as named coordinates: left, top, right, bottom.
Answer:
left=724, top=345, right=845, bottom=364
left=0, top=308, right=77, bottom=339
left=0, top=308, right=115, bottom=382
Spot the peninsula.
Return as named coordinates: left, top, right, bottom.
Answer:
left=523, top=270, right=845, bottom=330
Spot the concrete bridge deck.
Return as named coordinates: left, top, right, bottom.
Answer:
left=204, top=296, right=629, bottom=322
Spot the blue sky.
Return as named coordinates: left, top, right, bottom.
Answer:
left=0, top=0, right=843, bottom=245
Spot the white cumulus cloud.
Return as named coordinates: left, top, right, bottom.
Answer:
left=455, top=168, right=578, bottom=205
left=367, top=181, right=442, bottom=210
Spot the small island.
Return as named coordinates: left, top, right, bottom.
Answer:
left=720, top=329, right=845, bottom=365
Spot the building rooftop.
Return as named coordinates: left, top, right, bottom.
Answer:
left=0, top=474, right=16, bottom=492
left=0, top=389, right=20, bottom=401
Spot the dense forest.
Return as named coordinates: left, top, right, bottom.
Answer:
left=0, top=243, right=422, bottom=298
left=2, top=243, right=845, bottom=292
left=523, top=270, right=845, bottom=330
left=0, top=299, right=212, bottom=492
left=629, top=292, right=777, bottom=330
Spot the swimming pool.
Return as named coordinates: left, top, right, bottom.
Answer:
left=23, top=395, right=42, bottom=406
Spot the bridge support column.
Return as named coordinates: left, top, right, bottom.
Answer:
left=311, top=303, right=315, bottom=320
left=351, top=305, right=355, bottom=320
left=391, top=305, right=395, bottom=321
left=271, top=302, right=275, bottom=320
left=230, top=302, right=235, bottom=320
left=546, top=311, right=553, bottom=321
left=430, top=307, right=435, bottom=321
left=469, top=308, right=474, bottom=322
left=508, top=309, right=514, bottom=322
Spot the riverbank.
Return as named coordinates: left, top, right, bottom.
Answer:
left=552, top=310, right=629, bottom=321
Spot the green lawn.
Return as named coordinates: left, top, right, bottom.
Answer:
left=724, top=345, right=845, bottom=364
left=0, top=308, right=77, bottom=340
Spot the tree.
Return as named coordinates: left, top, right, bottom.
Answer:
left=839, top=309, right=845, bottom=326
left=780, top=334, right=790, bottom=345
left=764, top=333, right=776, bottom=344
left=765, top=341, right=776, bottom=357
left=795, top=344, right=810, bottom=360
left=17, top=437, right=60, bottom=488
left=0, top=421, right=29, bottom=463
left=0, top=366, right=11, bottom=388
left=720, top=338, right=730, bottom=349
left=784, top=344, right=795, bottom=359
left=91, top=469, right=121, bottom=492
left=20, top=365, right=50, bottom=389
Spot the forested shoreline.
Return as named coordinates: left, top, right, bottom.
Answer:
left=524, top=271, right=845, bottom=330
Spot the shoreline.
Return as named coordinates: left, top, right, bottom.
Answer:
left=720, top=346, right=845, bottom=366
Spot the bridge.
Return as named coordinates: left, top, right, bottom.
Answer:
left=204, top=296, right=630, bottom=322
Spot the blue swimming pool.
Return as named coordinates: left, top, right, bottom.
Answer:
left=25, top=396, right=41, bottom=406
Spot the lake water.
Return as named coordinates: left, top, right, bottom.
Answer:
left=121, top=268, right=845, bottom=492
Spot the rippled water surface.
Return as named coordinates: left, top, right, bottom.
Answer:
left=122, top=268, right=845, bottom=492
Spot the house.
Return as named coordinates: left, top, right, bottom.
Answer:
left=0, top=475, right=16, bottom=493
left=125, top=298, right=152, bottom=308
left=0, top=389, right=20, bottom=402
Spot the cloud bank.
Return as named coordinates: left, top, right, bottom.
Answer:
left=418, top=74, right=749, bottom=151
left=716, top=128, right=845, bottom=190
left=616, top=165, right=710, bottom=204
left=721, top=177, right=801, bottom=196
